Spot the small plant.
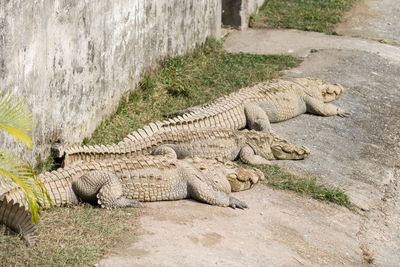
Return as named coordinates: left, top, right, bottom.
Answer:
left=249, top=13, right=257, bottom=24
left=310, top=48, right=319, bottom=53
left=34, top=155, right=55, bottom=174
left=139, top=73, right=156, bottom=92
left=0, top=90, right=51, bottom=223
left=82, top=137, right=91, bottom=146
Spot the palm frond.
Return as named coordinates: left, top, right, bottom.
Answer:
left=0, top=152, right=52, bottom=223
left=0, top=90, right=33, bottom=149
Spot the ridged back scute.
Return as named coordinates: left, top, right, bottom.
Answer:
left=0, top=180, right=27, bottom=207
left=64, top=127, right=240, bottom=166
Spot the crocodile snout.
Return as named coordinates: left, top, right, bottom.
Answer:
left=229, top=167, right=262, bottom=192
left=322, top=83, right=343, bottom=102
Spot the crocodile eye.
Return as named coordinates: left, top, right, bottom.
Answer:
left=225, top=161, right=234, bottom=167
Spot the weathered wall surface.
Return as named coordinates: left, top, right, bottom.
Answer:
left=222, top=0, right=264, bottom=29
left=240, top=0, right=265, bottom=29
left=0, top=0, right=221, bottom=164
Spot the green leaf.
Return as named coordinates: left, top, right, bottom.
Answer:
left=0, top=152, right=52, bottom=223
left=0, top=90, right=33, bottom=149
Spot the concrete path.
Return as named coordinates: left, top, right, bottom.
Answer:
left=99, top=186, right=360, bottom=266
left=335, top=0, right=400, bottom=45
left=99, top=1, right=400, bottom=266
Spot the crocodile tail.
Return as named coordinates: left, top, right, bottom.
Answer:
left=0, top=198, right=36, bottom=246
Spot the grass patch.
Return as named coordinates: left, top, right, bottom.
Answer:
left=0, top=204, right=140, bottom=266
left=250, top=0, right=356, bottom=34
left=86, top=39, right=301, bottom=145
left=254, top=165, right=353, bottom=209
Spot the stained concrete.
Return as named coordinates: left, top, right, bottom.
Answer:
left=99, top=186, right=361, bottom=266
left=0, top=0, right=221, bottom=164
left=336, top=0, right=400, bottom=45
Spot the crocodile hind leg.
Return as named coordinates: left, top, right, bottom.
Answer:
left=305, top=95, right=350, bottom=117
left=244, top=103, right=272, bottom=132
left=72, top=171, right=140, bottom=209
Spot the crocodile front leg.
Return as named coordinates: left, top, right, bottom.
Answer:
left=305, top=96, right=350, bottom=117
left=187, top=174, right=248, bottom=209
left=72, top=171, right=141, bottom=209
left=244, top=103, right=272, bottom=132
left=239, top=145, right=271, bottom=165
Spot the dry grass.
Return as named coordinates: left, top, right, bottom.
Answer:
left=0, top=204, right=140, bottom=266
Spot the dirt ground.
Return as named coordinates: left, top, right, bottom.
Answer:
left=99, top=1, right=400, bottom=265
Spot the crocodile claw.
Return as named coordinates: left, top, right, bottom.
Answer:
left=229, top=196, right=248, bottom=209
left=338, top=108, right=351, bottom=117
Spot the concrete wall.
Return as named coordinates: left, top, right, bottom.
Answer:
left=0, top=0, right=221, bottom=164
left=222, top=0, right=264, bottom=29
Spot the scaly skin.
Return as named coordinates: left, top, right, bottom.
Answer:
left=64, top=128, right=310, bottom=166
left=63, top=77, right=346, bottom=166
left=0, top=151, right=263, bottom=245
left=164, top=77, right=350, bottom=132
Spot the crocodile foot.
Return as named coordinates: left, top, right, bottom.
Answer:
left=229, top=196, right=248, bottom=209
left=337, top=108, right=351, bottom=117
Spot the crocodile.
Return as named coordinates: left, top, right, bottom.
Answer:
left=61, top=77, right=346, bottom=166
left=64, top=128, right=310, bottom=167
left=161, top=77, right=350, bottom=132
left=0, top=151, right=263, bottom=245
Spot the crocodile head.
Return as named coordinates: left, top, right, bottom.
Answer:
left=297, top=78, right=344, bottom=102
left=243, top=130, right=275, bottom=160
left=188, top=158, right=262, bottom=192
left=270, top=134, right=310, bottom=160
left=243, top=131, right=310, bottom=160
left=319, top=83, right=343, bottom=102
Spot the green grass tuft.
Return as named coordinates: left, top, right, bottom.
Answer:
left=254, top=165, right=353, bottom=209
left=250, top=0, right=356, bottom=34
